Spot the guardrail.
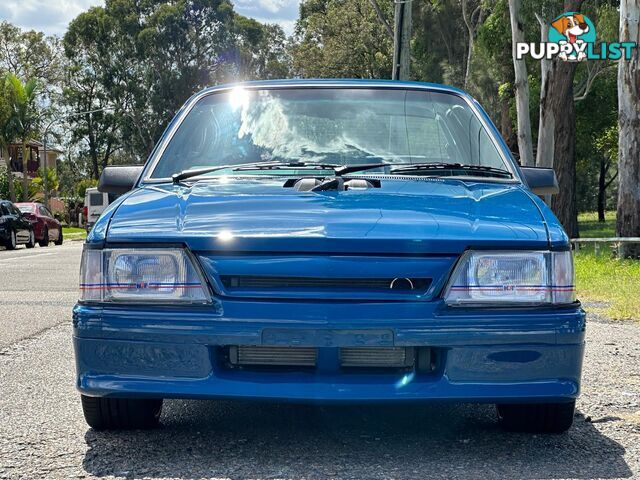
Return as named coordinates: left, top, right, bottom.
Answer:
left=571, top=237, right=640, bottom=255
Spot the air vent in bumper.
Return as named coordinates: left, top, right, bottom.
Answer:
left=227, top=346, right=423, bottom=369
left=229, top=346, right=317, bottom=367
left=340, top=347, right=415, bottom=368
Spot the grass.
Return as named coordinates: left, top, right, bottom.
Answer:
left=578, top=210, right=616, bottom=238
left=575, top=210, right=640, bottom=321
left=63, top=226, right=87, bottom=240
left=575, top=251, right=640, bottom=320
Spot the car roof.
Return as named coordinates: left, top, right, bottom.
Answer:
left=195, top=78, right=469, bottom=98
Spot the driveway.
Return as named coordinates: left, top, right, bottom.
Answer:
left=0, top=242, right=639, bottom=479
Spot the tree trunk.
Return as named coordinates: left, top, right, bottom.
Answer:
left=462, top=0, right=476, bottom=89
left=392, top=0, right=412, bottom=80
left=21, top=140, right=28, bottom=202
left=545, top=0, right=583, bottom=237
left=597, top=155, right=606, bottom=222
left=508, top=0, right=534, bottom=166
left=535, top=13, right=554, bottom=170
left=550, top=68, right=579, bottom=238
left=616, top=0, right=640, bottom=258
left=2, top=145, right=16, bottom=202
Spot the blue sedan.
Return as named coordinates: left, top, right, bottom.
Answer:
left=74, top=80, right=585, bottom=433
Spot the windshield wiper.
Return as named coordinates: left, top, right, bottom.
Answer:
left=172, top=161, right=307, bottom=183
left=390, top=162, right=512, bottom=179
left=172, top=161, right=390, bottom=184
left=234, top=161, right=390, bottom=176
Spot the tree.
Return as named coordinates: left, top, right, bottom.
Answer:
left=0, top=74, right=16, bottom=201
left=616, top=0, right=640, bottom=257
left=292, top=0, right=394, bottom=79
left=461, top=0, right=483, bottom=88
left=474, top=0, right=517, bottom=151
left=0, top=22, right=62, bottom=89
left=507, top=0, right=534, bottom=167
left=4, top=74, right=39, bottom=201
left=64, top=0, right=238, bottom=164
left=232, top=16, right=292, bottom=80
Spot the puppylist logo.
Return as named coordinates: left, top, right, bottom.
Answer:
left=517, top=12, right=637, bottom=62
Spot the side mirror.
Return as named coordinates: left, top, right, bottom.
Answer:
left=98, top=165, right=144, bottom=195
left=520, top=166, right=559, bottom=195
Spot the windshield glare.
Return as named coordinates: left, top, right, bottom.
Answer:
left=151, top=87, right=509, bottom=179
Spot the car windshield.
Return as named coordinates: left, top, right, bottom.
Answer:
left=17, top=204, right=33, bottom=213
left=151, top=87, right=509, bottom=179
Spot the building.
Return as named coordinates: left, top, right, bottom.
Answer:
left=6, top=140, right=62, bottom=179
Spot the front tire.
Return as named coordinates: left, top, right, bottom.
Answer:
left=38, top=227, right=49, bottom=247
left=497, top=400, right=575, bottom=433
left=26, top=230, right=35, bottom=248
left=80, top=395, right=163, bottom=430
left=5, top=229, right=17, bottom=250
left=54, top=229, right=63, bottom=245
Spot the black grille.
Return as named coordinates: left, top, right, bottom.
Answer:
left=229, top=346, right=317, bottom=366
left=220, top=276, right=431, bottom=291
left=340, top=347, right=414, bottom=368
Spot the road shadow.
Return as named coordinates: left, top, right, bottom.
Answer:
left=82, top=400, right=631, bottom=479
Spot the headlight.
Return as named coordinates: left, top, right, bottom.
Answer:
left=444, top=250, right=575, bottom=306
left=79, top=248, right=210, bottom=303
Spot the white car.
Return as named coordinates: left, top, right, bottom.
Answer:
left=83, top=188, right=111, bottom=233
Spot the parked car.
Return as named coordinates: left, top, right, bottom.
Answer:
left=74, top=80, right=584, bottom=434
left=83, top=187, right=112, bottom=233
left=0, top=200, right=35, bottom=249
left=16, top=202, right=63, bottom=247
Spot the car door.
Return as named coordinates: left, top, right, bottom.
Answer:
left=40, top=206, right=60, bottom=241
left=0, top=203, right=12, bottom=240
left=9, top=203, right=29, bottom=242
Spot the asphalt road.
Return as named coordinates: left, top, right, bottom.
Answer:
left=1, top=241, right=639, bottom=479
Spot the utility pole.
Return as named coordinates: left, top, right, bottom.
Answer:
left=392, top=0, right=412, bottom=80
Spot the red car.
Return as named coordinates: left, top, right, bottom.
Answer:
left=15, top=202, right=63, bottom=247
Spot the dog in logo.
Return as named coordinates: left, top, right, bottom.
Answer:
left=552, top=13, right=590, bottom=61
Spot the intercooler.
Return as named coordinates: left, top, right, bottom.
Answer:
left=229, top=346, right=317, bottom=366
left=227, top=346, right=418, bottom=369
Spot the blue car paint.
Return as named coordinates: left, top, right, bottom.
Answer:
left=74, top=79, right=585, bottom=404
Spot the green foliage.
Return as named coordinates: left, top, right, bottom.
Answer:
left=12, top=176, right=40, bottom=201
left=0, top=164, right=12, bottom=199
left=31, top=167, right=59, bottom=194
left=74, top=178, right=98, bottom=198
left=0, top=164, right=58, bottom=201
left=575, top=67, right=618, bottom=212
left=595, top=125, right=618, bottom=163
left=413, top=0, right=467, bottom=86
left=0, top=21, right=62, bottom=88
left=292, top=0, right=393, bottom=78
left=4, top=74, right=39, bottom=135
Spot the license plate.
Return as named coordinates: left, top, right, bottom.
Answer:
left=261, top=329, right=394, bottom=347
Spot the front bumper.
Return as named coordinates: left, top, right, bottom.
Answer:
left=73, top=301, right=586, bottom=403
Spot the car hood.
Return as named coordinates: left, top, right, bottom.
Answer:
left=103, top=177, right=551, bottom=254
